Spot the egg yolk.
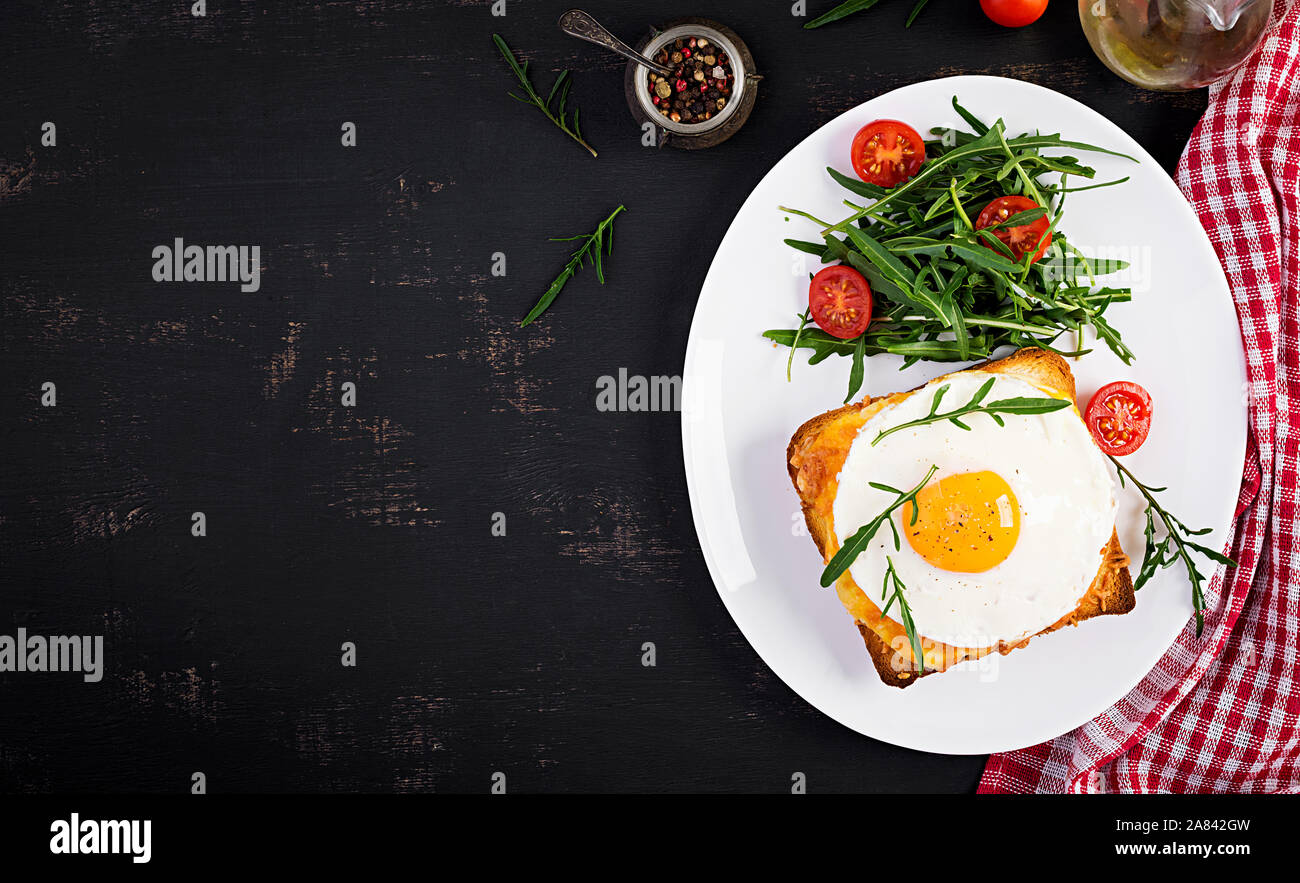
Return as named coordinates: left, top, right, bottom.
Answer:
left=902, top=471, right=1020, bottom=573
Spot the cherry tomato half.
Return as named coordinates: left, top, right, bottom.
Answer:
left=1085, top=381, right=1154, bottom=456
left=809, top=265, right=873, bottom=339
left=850, top=120, right=925, bottom=188
left=975, top=195, right=1052, bottom=264
left=980, top=0, right=1049, bottom=28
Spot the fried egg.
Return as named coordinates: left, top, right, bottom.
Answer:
left=832, top=371, right=1116, bottom=648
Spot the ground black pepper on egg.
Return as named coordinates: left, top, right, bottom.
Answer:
left=645, top=35, right=734, bottom=125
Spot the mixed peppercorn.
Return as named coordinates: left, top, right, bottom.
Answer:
left=647, top=36, right=734, bottom=125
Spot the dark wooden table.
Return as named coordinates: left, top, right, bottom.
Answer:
left=0, top=0, right=1203, bottom=793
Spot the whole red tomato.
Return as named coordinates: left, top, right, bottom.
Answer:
left=980, top=0, right=1049, bottom=27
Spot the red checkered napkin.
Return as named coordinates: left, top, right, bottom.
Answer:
left=981, top=0, right=1300, bottom=793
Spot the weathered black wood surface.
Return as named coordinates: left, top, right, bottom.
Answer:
left=0, top=0, right=1203, bottom=793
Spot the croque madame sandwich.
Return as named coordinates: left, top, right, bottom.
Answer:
left=787, top=347, right=1133, bottom=688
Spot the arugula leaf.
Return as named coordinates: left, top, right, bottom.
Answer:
left=805, top=0, right=884, bottom=29
left=871, top=379, right=1070, bottom=445
left=879, top=556, right=925, bottom=673
left=845, top=334, right=867, bottom=403
left=904, top=0, right=931, bottom=27
left=822, top=465, right=939, bottom=587
left=769, top=96, right=1139, bottom=367
left=886, top=236, right=1022, bottom=274
left=521, top=205, right=623, bottom=326
left=763, top=327, right=859, bottom=364
left=1112, top=457, right=1238, bottom=637
left=494, top=34, right=596, bottom=158
left=826, top=167, right=889, bottom=200
left=784, top=238, right=830, bottom=258
left=783, top=311, right=810, bottom=380
left=951, top=97, right=990, bottom=136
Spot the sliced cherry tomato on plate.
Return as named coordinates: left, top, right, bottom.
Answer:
left=1085, top=381, right=1153, bottom=456
left=980, top=0, right=1049, bottom=28
left=975, top=195, right=1052, bottom=264
left=850, top=120, right=925, bottom=188
left=809, top=265, right=873, bottom=339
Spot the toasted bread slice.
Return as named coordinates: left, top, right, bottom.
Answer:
left=787, top=348, right=1134, bottom=688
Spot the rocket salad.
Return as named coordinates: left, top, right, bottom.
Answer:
left=765, top=97, right=1138, bottom=402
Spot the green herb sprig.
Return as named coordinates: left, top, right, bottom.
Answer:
left=1111, top=456, right=1237, bottom=637
left=806, top=0, right=933, bottom=29
left=821, top=464, right=938, bottom=587
left=786, top=309, right=812, bottom=382
left=871, top=378, right=1071, bottom=446
left=806, top=0, right=883, bottom=28
left=521, top=205, right=624, bottom=327
left=493, top=34, right=597, bottom=158
left=879, top=555, right=925, bottom=672
left=767, top=98, right=1138, bottom=398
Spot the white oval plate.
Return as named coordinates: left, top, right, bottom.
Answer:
left=681, top=76, right=1246, bottom=755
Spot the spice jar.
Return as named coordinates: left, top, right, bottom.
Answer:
left=623, top=18, right=759, bottom=149
left=645, top=36, right=736, bottom=126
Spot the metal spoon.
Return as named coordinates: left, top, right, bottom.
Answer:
left=558, top=9, right=675, bottom=77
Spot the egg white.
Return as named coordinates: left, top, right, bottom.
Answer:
left=832, top=371, right=1117, bottom=648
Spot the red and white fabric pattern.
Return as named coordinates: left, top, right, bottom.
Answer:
left=981, top=0, right=1300, bottom=793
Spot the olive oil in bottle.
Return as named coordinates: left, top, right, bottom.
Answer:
left=1079, top=0, right=1273, bottom=90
